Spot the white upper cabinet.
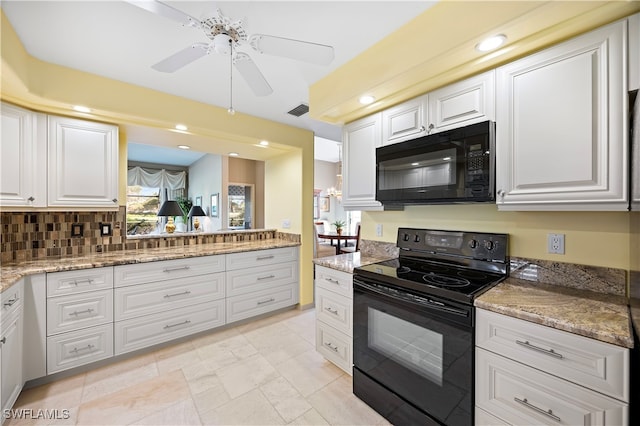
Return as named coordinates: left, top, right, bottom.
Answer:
left=342, top=113, right=384, bottom=210
left=48, top=115, right=119, bottom=209
left=428, top=70, right=495, bottom=133
left=495, top=20, right=628, bottom=210
left=381, top=95, right=429, bottom=145
left=0, top=103, right=47, bottom=208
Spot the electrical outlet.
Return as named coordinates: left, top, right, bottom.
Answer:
left=376, top=224, right=383, bottom=237
left=547, top=233, right=565, bottom=254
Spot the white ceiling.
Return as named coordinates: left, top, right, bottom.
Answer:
left=1, top=0, right=434, bottom=153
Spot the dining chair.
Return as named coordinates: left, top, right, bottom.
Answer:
left=339, top=223, right=361, bottom=254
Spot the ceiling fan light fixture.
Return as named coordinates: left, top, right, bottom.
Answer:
left=213, top=33, right=233, bottom=54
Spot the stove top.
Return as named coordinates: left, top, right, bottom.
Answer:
left=354, top=228, right=509, bottom=304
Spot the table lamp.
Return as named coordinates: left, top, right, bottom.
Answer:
left=157, top=200, right=184, bottom=233
left=188, top=205, right=207, bottom=231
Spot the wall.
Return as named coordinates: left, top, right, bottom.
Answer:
left=313, top=160, right=345, bottom=224
left=188, top=154, right=223, bottom=232
left=363, top=205, right=630, bottom=270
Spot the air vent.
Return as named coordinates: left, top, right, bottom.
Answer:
left=287, top=103, right=309, bottom=117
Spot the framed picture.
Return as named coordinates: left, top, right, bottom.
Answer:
left=320, top=196, right=330, bottom=212
left=211, top=193, right=219, bottom=217
left=195, top=196, right=202, bottom=207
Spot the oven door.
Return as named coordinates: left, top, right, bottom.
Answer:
left=353, top=277, right=474, bottom=426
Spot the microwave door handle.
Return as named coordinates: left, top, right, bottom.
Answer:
left=355, top=281, right=469, bottom=318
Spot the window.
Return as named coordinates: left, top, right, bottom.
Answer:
left=126, top=185, right=160, bottom=234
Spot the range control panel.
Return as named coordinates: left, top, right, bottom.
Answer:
left=397, top=228, right=508, bottom=263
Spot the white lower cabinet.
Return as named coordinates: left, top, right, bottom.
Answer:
left=314, top=265, right=353, bottom=374
left=1, top=280, right=24, bottom=419
left=47, top=324, right=113, bottom=375
left=475, top=309, right=629, bottom=426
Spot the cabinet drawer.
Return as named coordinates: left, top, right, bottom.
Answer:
left=316, top=322, right=352, bottom=375
left=225, top=247, right=298, bottom=271
left=315, top=287, right=352, bottom=336
left=315, top=265, right=353, bottom=299
left=114, top=255, right=225, bottom=287
left=226, top=262, right=297, bottom=297
left=476, top=309, right=629, bottom=402
left=476, top=348, right=628, bottom=426
left=47, top=289, right=113, bottom=336
left=47, top=323, right=113, bottom=374
left=475, top=407, right=510, bottom=426
left=114, top=299, right=225, bottom=355
left=46, top=267, right=113, bottom=297
left=115, top=272, right=225, bottom=321
left=226, top=283, right=298, bottom=324
left=1, top=281, right=23, bottom=318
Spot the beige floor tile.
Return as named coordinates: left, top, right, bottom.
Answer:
left=131, top=398, right=202, bottom=426
left=260, top=377, right=313, bottom=423
left=13, top=373, right=86, bottom=414
left=307, top=375, right=389, bottom=425
left=244, top=323, right=315, bottom=366
left=81, top=356, right=159, bottom=404
left=154, top=340, right=202, bottom=374
left=190, top=327, right=241, bottom=348
left=215, top=354, right=279, bottom=399
left=199, top=389, right=285, bottom=426
left=182, top=358, right=230, bottom=395
left=192, top=379, right=231, bottom=416
left=275, top=349, right=344, bottom=397
left=76, top=370, right=191, bottom=425
left=196, top=334, right=257, bottom=361
left=287, top=408, right=330, bottom=426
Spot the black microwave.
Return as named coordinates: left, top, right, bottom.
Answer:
left=376, top=121, right=496, bottom=205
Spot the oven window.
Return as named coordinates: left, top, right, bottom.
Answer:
left=368, top=307, right=443, bottom=386
left=378, top=148, right=457, bottom=191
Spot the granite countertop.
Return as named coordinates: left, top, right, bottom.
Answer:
left=476, top=260, right=633, bottom=349
left=1, top=239, right=300, bottom=293
left=312, top=251, right=394, bottom=274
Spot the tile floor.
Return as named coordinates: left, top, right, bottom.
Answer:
left=5, top=309, right=390, bottom=426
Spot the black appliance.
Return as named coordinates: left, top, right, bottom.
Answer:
left=353, top=228, right=509, bottom=425
left=376, top=120, right=495, bottom=205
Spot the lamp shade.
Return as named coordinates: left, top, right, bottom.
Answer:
left=188, top=205, right=207, bottom=217
left=157, top=200, right=184, bottom=217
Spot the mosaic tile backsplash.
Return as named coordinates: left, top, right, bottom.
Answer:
left=1, top=208, right=294, bottom=263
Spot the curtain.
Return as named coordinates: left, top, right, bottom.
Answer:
left=127, top=166, right=186, bottom=206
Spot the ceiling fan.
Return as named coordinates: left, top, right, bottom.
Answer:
left=126, top=0, right=335, bottom=98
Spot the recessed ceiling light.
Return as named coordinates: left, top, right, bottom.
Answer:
left=476, top=34, right=507, bottom=52
left=359, top=95, right=375, bottom=105
left=259, top=140, right=269, bottom=146
left=175, top=124, right=188, bottom=131
left=229, top=152, right=239, bottom=157
left=73, top=105, right=91, bottom=113
left=177, top=145, right=190, bottom=150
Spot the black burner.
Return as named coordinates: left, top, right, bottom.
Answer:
left=422, top=273, right=470, bottom=287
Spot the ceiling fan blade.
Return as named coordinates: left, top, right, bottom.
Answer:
left=152, top=42, right=210, bottom=72
left=249, top=34, right=334, bottom=65
left=125, top=0, right=201, bottom=29
left=233, top=52, right=273, bottom=97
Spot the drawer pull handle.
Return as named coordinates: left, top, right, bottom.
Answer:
left=70, top=308, right=94, bottom=316
left=164, top=290, right=192, bottom=298
left=164, top=320, right=191, bottom=329
left=70, top=344, right=95, bottom=354
left=257, top=298, right=275, bottom=306
left=163, top=266, right=190, bottom=273
left=324, top=307, right=339, bottom=315
left=0, top=337, right=6, bottom=345
left=326, top=278, right=340, bottom=285
left=72, top=279, right=94, bottom=286
left=257, top=275, right=276, bottom=281
left=514, top=397, right=561, bottom=422
left=3, top=297, right=19, bottom=307
left=516, top=340, right=563, bottom=359
left=257, top=255, right=275, bottom=261
left=324, top=342, right=339, bottom=352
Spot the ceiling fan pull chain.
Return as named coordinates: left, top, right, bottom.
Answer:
left=228, top=38, right=235, bottom=116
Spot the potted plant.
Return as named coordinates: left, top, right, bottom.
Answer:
left=175, top=196, right=192, bottom=231
left=332, top=219, right=346, bottom=235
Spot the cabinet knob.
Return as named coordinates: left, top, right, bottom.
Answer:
left=112, top=198, right=118, bottom=203
left=419, top=125, right=426, bottom=133
left=497, top=189, right=505, bottom=197
left=0, top=337, right=5, bottom=345
left=427, top=123, right=434, bottom=134
left=28, top=196, right=35, bottom=202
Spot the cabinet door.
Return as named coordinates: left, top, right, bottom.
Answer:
left=429, top=70, right=495, bottom=133
left=342, top=113, right=384, bottom=210
left=0, top=102, right=46, bottom=208
left=1, top=312, right=23, bottom=413
left=48, top=115, right=119, bottom=209
left=496, top=20, right=627, bottom=210
left=381, top=95, right=428, bottom=145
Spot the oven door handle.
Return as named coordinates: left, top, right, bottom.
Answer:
left=355, top=281, right=470, bottom=318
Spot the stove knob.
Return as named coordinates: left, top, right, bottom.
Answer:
left=484, top=240, right=494, bottom=250
left=468, top=239, right=478, bottom=249
left=414, top=235, right=421, bottom=243
left=403, top=233, right=411, bottom=241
